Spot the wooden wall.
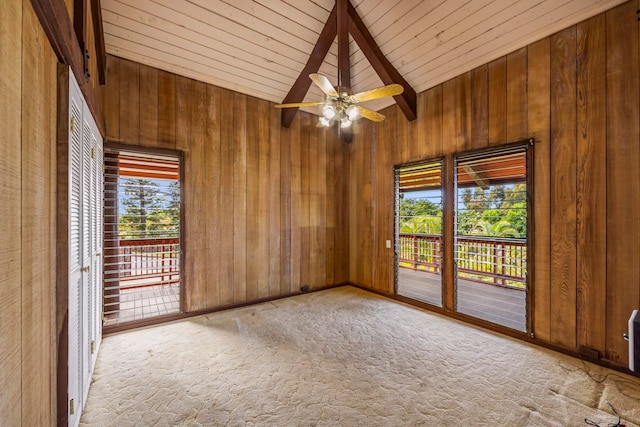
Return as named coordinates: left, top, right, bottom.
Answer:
left=101, top=56, right=350, bottom=312
left=0, top=0, right=58, bottom=424
left=348, top=0, right=640, bottom=369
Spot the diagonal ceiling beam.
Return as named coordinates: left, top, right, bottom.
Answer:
left=281, top=5, right=337, bottom=128
left=337, top=0, right=352, bottom=143
left=347, top=2, right=417, bottom=121
left=337, top=0, right=350, bottom=89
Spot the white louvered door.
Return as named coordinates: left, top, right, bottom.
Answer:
left=67, top=93, right=83, bottom=427
left=90, top=133, right=103, bottom=369
left=67, top=69, right=103, bottom=427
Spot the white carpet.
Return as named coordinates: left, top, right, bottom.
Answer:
left=80, top=286, right=640, bottom=426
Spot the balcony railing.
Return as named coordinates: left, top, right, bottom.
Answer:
left=117, top=237, right=180, bottom=288
left=398, top=233, right=526, bottom=289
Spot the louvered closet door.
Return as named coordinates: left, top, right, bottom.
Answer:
left=66, top=68, right=103, bottom=427
left=81, top=118, right=92, bottom=402
left=67, top=93, right=83, bottom=427
left=90, top=134, right=103, bottom=368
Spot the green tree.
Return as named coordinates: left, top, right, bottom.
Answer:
left=399, top=196, right=441, bottom=234
left=119, top=178, right=166, bottom=239
left=458, top=183, right=526, bottom=238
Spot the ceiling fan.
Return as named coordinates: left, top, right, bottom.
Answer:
left=275, top=73, right=404, bottom=129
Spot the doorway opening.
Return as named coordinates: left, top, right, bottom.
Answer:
left=103, top=148, right=182, bottom=327
left=395, top=161, right=443, bottom=306
left=454, top=147, right=529, bottom=331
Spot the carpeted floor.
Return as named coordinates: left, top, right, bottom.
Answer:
left=80, top=286, right=640, bottom=426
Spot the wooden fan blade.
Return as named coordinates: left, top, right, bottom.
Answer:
left=350, top=84, right=404, bottom=103
left=274, top=101, right=323, bottom=108
left=309, top=73, right=338, bottom=97
left=356, top=105, right=386, bottom=122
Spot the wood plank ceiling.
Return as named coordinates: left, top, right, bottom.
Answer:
left=102, top=0, right=625, bottom=116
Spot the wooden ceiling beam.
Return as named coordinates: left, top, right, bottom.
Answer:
left=347, top=1, right=417, bottom=121
left=91, top=0, right=107, bottom=85
left=337, top=0, right=350, bottom=89
left=280, top=5, right=337, bottom=128
left=337, top=0, right=352, bottom=143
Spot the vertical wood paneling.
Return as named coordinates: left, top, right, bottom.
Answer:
left=506, top=47, right=528, bottom=141
left=576, top=14, right=607, bottom=353
left=103, top=56, right=119, bottom=141
left=488, top=57, right=507, bottom=145
left=605, top=0, right=640, bottom=364
left=415, top=91, right=429, bottom=160
left=21, top=3, right=55, bottom=423
left=257, top=99, right=272, bottom=298
left=0, top=0, right=23, bottom=423
left=268, top=106, right=282, bottom=296
left=425, top=86, right=443, bottom=157
left=289, top=114, right=302, bottom=289
left=300, top=115, right=312, bottom=288
left=311, top=126, right=327, bottom=289
left=396, top=105, right=410, bottom=163
left=334, top=134, right=349, bottom=284
left=118, top=58, right=139, bottom=144
left=361, top=121, right=373, bottom=288
left=1, top=0, right=57, bottom=424
left=218, top=88, right=235, bottom=305
left=139, top=65, right=158, bottom=147
left=370, top=120, right=381, bottom=291
left=377, top=113, right=395, bottom=293
left=549, top=26, right=578, bottom=349
left=325, top=129, right=337, bottom=286
left=528, top=38, right=552, bottom=342
left=349, top=123, right=364, bottom=285
left=471, top=64, right=489, bottom=150
left=233, top=92, right=248, bottom=303
left=174, top=76, right=189, bottom=153
left=205, top=85, right=221, bottom=308
left=245, top=97, right=260, bottom=301
left=279, top=119, right=292, bottom=294
left=157, top=70, right=175, bottom=149
left=46, top=42, right=57, bottom=423
left=443, top=72, right=471, bottom=154
left=186, top=79, right=208, bottom=311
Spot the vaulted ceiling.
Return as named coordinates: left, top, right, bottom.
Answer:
left=101, top=0, right=625, bottom=116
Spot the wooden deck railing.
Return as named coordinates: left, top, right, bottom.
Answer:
left=119, top=237, right=180, bottom=286
left=399, top=233, right=526, bottom=289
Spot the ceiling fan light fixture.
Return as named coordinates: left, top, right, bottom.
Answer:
left=346, top=105, right=359, bottom=120
left=319, top=116, right=331, bottom=127
left=322, top=104, right=336, bottom=120
left=340, top=116, right=351, bottom=128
